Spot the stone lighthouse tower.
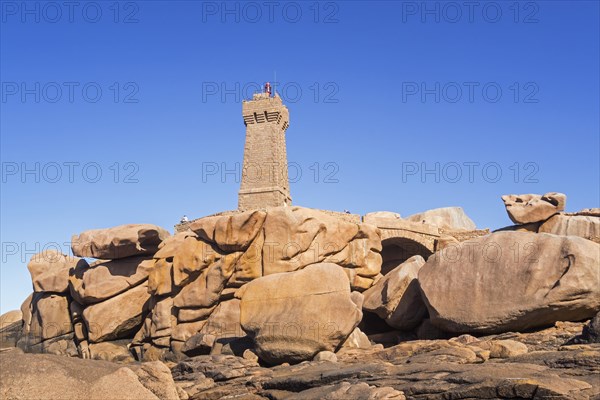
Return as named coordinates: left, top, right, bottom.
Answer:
left=238, top=84, right=291, bottom=211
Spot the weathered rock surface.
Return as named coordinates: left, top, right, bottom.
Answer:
left=172, top=254, right=238, bottom=308
left=72, top=223, right=170, bottom=259
left=168, top=325, right=597, bottom=400
left=501, top=192, right=566, bottom=224
left=122, top=206, right=385, bottom=362
left=198, top=299, right=245, bottom=353
left=313, top=350, right=337, bottom=362
left=0, top=310, right=22, bottom=328
left=568, top=312, right=600, bottom=344
left=420, top=231, right=600, bottom=333
left=191, top=210, right=266, bottom=253
left=240, top=263, right=362, bottom=364
left=88, top=340, right=136, bottom=362
left=539, top=213, right=600, bottom=243
left=27, top=250, right=87, bottom=293
left=69, top=256, right=154, bottom=304
left=570, top=208, right=600, bottom=217
left=405, top=207, right=476, bottom=231
left=127, top=361, right=180, bottom=400
left=4, top=316, right=600, bottom=400
left=0, top=310, right=23, bottom=349
left=18, top=293, right=72, bottom=348
left=363, top=255, right=427, bottom=330
left=182, top=333, right=216, bottom=356
left=285, top=382, right=405, bottom=400
left=172, top=354, right=260, bottom=382
left=494, top=222, right=541, bottom=233
left=0, top=349, right=173, bottom=400
left=581, top=312, right=600, bottom=343
left=341, top=327, right=372, bottom=350
left=8, top=198, right=600, bottom=398
left=363, top=211, right=401, bottom=224
left=190, top=207, right=382, bottom=290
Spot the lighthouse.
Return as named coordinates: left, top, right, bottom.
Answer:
left=238, top=83, right=291, bottom=211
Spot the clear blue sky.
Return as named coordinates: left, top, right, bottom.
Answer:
left=1, top=1, right=599, bottom=313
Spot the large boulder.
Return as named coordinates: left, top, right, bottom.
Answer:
left=419, top=231, right=600, bottom=334
left=240, top=263, right=362, bottom=364
left=362, top=255, right=427, bottom=330
left=83, top=283, right=151, bottom=343
left=71, top=224, right=170, bottom=259
left=28, top=250, right=87, bottom=293
left=501, top=192, right=566, bottom=224
left=539, top=213, right=600, bottom=243
left=137, top=207, right=382, bottom=355
left=69, top=256, right=154, bottom=305
left=405, top=207, right=476, bottom=231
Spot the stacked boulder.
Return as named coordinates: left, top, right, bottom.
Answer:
left=17, top=250, right=86, bottom=355
left=13, top=224, right=169, bottom=360
left=499, top=192, right=599, bottom=243
left=501, top=192, right=566, bottom=225
left=69, top=224, right=169, bottom=360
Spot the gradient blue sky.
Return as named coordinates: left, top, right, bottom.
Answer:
left=1, top=0, right=599, bottom=313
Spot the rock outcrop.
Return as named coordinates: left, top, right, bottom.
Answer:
left=124, top=207, right=383, bottom=360
left=3, top=195, right=599, bottom=400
